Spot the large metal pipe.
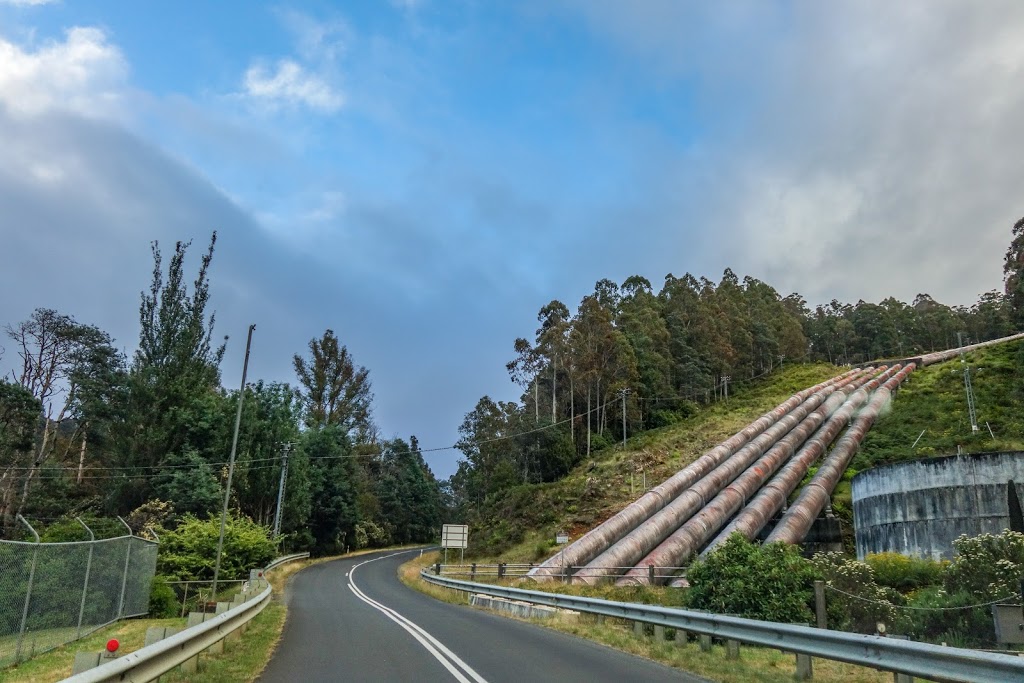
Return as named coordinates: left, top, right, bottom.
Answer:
left=614, top=367, right=890, bottom=586
left=893, top=331, right=1024, bottom=369
left=528, top=368, right=864, bottom=579
left=573, top=368, right=879, bottom=584
left=765, top=363, right=917, bottom=546
left=696, top=365, right=900, bottom=561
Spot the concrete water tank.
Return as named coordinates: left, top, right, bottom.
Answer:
left=852, top=451, right=1024, bottom=561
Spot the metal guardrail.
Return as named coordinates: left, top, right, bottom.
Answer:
left=59, top=553, right=310, bottom=683
left=61, top=581, right=272, bottom=683
left=263, top=551, right=310, bottom=572
left=422, top=571, right=1024, bottom=683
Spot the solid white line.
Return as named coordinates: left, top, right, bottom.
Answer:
left=349, top=551, right=489, bottom=683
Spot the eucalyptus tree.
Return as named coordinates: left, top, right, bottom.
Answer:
left=293, top=329, right=373, bottom=438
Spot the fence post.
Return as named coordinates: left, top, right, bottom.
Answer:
left=15, top=515, right=40, bottom=663
left=180, top=582, right=190, bottom=618
left=648, top=564, right=655, bottom=583
left=75, top=518, right=96, bottom=639
left=814, top=580, right=827, bottom=629
left=471, top=563, right=476, bottom=580
left=116, top=516, right=133, bottom=618
left=498, top=563, right=506, bottom=579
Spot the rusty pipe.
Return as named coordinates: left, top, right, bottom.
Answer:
left=613, top=366, right=889, bottom=586
left=528, top=367, right=864, bottom=579
left=765, top=363, right=917, bottom=546
left=698, top=364, right=900, bottom=559
left=573, top=368, right=878, bottom=584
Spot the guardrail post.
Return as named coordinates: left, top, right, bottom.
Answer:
left=654, top=624, right=666, bottom=642
left=15, top=515, right=39, bottom=663
left=633, top=620, right=644, bottom=637
left=894, top=674, right=913, bottom=683
left=434, top=562, right=441, bottom=575
left=699, top=634, right=712, bottom=652
left=498, top=563, right=506, bottom=579
left=648, top=564, right=655, bottom=583
left=796, top=653, right=813, bottom=680
left=674, top=628, right=687, bottom=646
left=726, top=639, right=740, bottom=659
left=471, top=563, right=476, bottom=580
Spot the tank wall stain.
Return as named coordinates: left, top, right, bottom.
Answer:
left=852, top=452, right=1024, bottom=560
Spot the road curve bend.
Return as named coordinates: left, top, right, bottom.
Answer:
left=259, top=548, right=706, bottom=683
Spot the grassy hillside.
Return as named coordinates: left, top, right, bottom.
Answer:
left=853, top=338, right=1024, bottom=471
left=469, top=362, right=842, bottom=561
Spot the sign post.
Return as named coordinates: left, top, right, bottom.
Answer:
left=441, top=524, right=469, bottom=565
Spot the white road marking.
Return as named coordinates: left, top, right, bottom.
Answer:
left=349, top=551, right=489, bottom=683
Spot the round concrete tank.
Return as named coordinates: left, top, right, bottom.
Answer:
left=852, top=451, right=1024, bottom=561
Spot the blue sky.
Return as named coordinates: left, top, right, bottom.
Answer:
left=2, top=1, right=1023, bottom=478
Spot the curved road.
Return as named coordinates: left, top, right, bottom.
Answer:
left=259, top=548, right=707, bottom=682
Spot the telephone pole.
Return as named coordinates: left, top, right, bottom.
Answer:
left=212, top=324, right=255, bottom=600
left=273, top=441, right=293, bottom=537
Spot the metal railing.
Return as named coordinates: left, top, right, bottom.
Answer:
left=0, top=516, right=157, bottom=668
left=60, top=552, right=309, bottom=683
left=422, top=571, right=1024, bottom=683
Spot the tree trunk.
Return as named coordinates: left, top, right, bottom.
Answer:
left=534, top=376, right=539, bottom=423
left=569, top=372, right=575, bottom=443
left=77, top=429, right=88, bottom=483
left=552, top=356, right=557, bottom=424
left=586, top=387, right=591, bottom=457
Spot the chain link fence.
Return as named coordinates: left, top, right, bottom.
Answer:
left=0, top=532, right=158, bottom=667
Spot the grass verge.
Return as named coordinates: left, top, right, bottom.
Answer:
left=401, top=552, right=889, bottom=683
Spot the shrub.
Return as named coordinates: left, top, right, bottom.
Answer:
left=902, top=586, right=996, bottom=646
left=686, top=535, right=817, bottom=624
left=156, top=513, right=276, bottom=580
left=866, top=552, right=944, bottom=592
left=148, top=575, right=179, bottom=618
left=944, top=530, right=1024, bottom=601
left=810, top=552, right=899, bottom=633
left=354, top=520, right=390, bottom=549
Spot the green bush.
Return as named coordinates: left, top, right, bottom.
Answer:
left=156, top=513, right=276, bottom=580
left=148, top=575, right=179, bottom=618
left=810, top=552, right=899, bottom=633
left=902, top=586, right=996, bottom=646
left=865, top=552, right=944, bottom=592
left=354, top=520, right=390, bottom=549
left=685, top=535, right=817, bottom=624
left=944, top=530, right=1024, bottom=601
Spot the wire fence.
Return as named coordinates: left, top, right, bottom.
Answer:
left=0, top=533, right=158, bottom=668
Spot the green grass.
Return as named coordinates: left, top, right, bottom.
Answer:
left=0, top=617, right=185, bottom=683
left=854, top=339, right=1024, bottom=471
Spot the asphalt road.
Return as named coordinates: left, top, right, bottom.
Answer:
left=258, top=548, right=708, bottom=683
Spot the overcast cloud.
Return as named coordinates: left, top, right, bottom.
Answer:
left=1, top=2, right=1023, bottom=478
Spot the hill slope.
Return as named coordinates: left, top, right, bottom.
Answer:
left=469, top=361, right=842, bottom=560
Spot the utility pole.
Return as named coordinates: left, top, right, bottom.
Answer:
left=272, top=441, right=293, bottom=537
left=721, top=375, right=731, bottom=401
left=619, top=388, right=631, bottom=450
left=212, top=324, right=255, bottom=600
left=958, top=332, right=979, bottom=433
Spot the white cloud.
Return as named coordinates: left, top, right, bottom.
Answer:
left=0, top=27, right=128, bottom=118
left=243, top=58, right=343, bottom=113
left=564, top=1, right=1024, bottom=307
